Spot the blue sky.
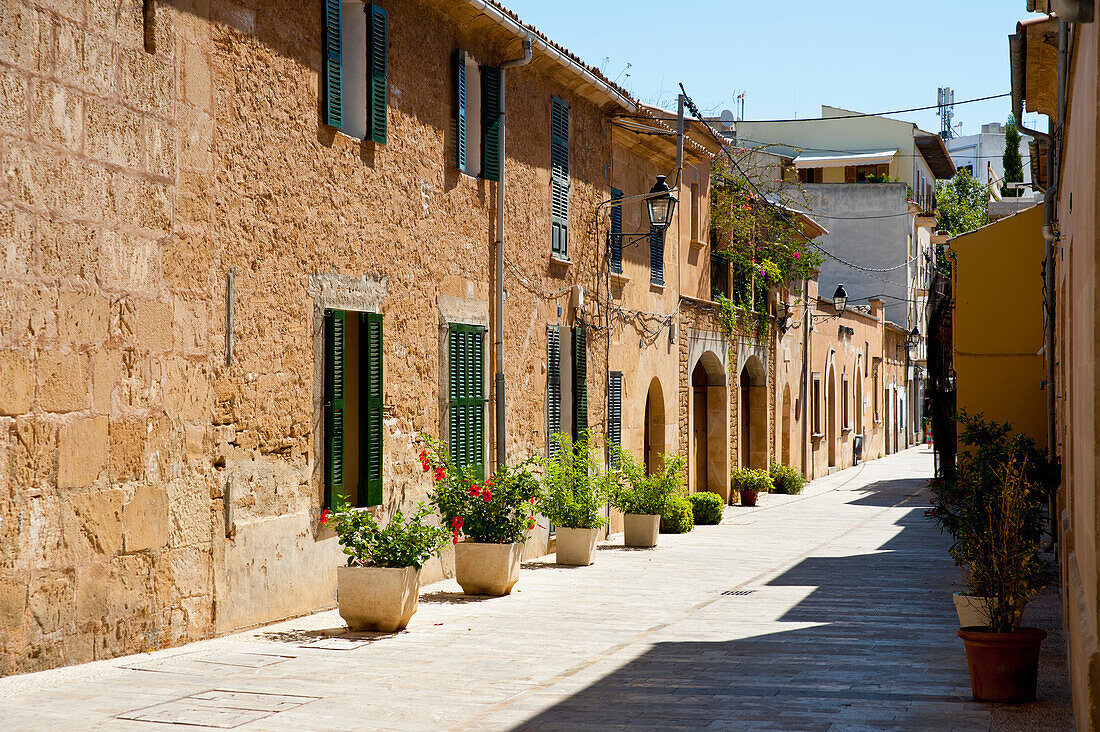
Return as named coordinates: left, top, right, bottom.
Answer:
left=501, top=1, right=1044, bottom=135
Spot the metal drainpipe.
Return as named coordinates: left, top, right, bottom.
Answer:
left=800, top=278, right=811, bottom=480
left=493, top=37, right=532, bottom=471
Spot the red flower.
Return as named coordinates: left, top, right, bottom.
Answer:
left=434, top=467, right=445, bottom=482
left=469, top=484, right=481, bottom=497
left=320, top=508, right=331, bottom=526
left=452, top=516, right=464, bottom=530
left=527, top=518, right=536, bottom=530
left=529, top=497, right=536, bottom=504
left=482, top=490, right=493, bottom=502
left=452, top=530, right=459, bottom=545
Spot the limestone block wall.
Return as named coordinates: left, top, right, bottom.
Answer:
left=0, top=0, right=219, bottom=675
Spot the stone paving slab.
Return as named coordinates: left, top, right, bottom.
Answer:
left=0, top=447, right=1073, bottom=730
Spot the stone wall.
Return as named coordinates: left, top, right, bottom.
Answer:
left=0, top=0, right=646, bottom=675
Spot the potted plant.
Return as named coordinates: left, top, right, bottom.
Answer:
left=327, top=496, right=449, bottom=632
left=769, top=463, right=804, bottom=495
left=688, top=491, right=724, bottom=525
left=422, top=436, right=540, bottom=596
left=953, top=440, right=1049, bottom=703
left=609, top=446, right=685, bottom=547
left=540, top=432, right=610, bottom=566
left=929, top=412, right=1052, bottom=628
left=732, top=467, right=772, bottom=507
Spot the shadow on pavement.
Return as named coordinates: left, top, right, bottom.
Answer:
left=510, top=474, right=1072, bottom=731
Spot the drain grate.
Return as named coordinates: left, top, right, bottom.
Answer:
left=721, top=589, right=755, bottom=596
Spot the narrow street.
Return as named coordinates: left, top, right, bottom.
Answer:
left=0, top=448, right=1069, bottom=730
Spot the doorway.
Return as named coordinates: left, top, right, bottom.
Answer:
left=827, top=367, right=837, bottom=468
left=690, top=353, right=729, bottom=499
left=643, top=377, right=665, bottom=474
left=738, top=356, right=767, bottom=469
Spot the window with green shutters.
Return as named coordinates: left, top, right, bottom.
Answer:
left=366, top=4, right=387, bottom=144
left=324, top=309, right=383, bottom=509
left=572, top=326, right=587, bottom=438
left=322, top=0, right=343, bottom=129
left=448, top=324, right=485, bottom=479
left=455, top=49, right=467, bottom=173
left=546, top=326, right=561, bottom=457
left=649, top=224, right=665, bottom=285
left=609, top=187, right=623, bottom=274
left=481, top=66, right=502, bottom=181
left=550, top=97, right=570, bottom=258
left=608, top=371, right=622, bottom=467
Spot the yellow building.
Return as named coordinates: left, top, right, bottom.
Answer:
left=949, top=204, right=1047, bottom=449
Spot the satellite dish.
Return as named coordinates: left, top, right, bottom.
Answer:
left=720, top=109, right=735, bottom=129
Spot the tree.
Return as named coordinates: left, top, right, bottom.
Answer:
left=935, top=169, right=989, bottom=274
left=1001, top=119, right=1023, bottom=198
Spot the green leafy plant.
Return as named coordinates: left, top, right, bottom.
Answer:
left=936, top=168, right=989, bottom=241
left=608, top=446, right=685, bottom=516
left=731, top=467, right=772, bottom=495
left=539, top=431, right=609, bottom=530
left=687, top=491, right=724, bottom=525
left=420, top=435, right=541, bottom=545
left=769, top=463, right=804, bottom=495
left=326, top=496, right=449, bottom=569
left=660, top=494, right=694, bottom=534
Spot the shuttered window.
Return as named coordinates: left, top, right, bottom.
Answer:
left=448, top=324, right=485, bottom=479
left=572, top=326, right=587, bottom=438
left=649, top=224, right=664, bottom=285
left=608, top=371, right=622, bottom=467
left=360, top=313, right=383, bottom=506
left=550, top=97, right=569, bottom=258
left=324, top=310, right=383, bottom=509
left=481, top=66, right=502, bottom=181
left=322, top=0, right=343, bottom=129
left=546, top=326, right=561, bottom=457
left=324, top=310, right=346, bottom=508
left=609, top=187, right=623, bottom=274
left=455, top=50, right=467, bottom=173
left=366, top=4, right=387, bottom=144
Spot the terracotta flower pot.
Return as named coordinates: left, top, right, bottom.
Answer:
left=454, top=541, right=523, bottom=596
left=623, top=514, right=659, bottom=548
left=556, top=527, right=599, bottom=566
left=957, top=626, right=1047, bottom=703
left=740, top=489, right=759, bottom=507
left=337, top=565, right=420, bottom=632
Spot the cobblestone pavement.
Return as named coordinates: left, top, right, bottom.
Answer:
left=0, top=447, right=1073, bottom=730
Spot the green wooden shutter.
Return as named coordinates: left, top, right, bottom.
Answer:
left=448, top=324, right=485, bottom=479
left=649, top=224, right=664, bottom=285
left=546, top=326, right=561, bottom=457
left=481, top=66, right=502, bottom=182
left=322, top=0, right=343, bottom=129
left=608, top=371, right=622, bottom=467
left=455, top=50, right=467, bottom=173
left=550, top=97, right=570, bottom=258
left=324, top=310, right=346, bottom=507
left=572, top=326, right=587, bottom=438
left=360, top=312, right=383, bottom=506
left=366, top=4, right=387, bottom=144
left=609, top=187, right=623, bottom=274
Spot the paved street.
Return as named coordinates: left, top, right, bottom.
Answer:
left=0, top=448, right=1070, bottom=730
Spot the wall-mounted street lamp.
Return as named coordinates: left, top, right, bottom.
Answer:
left=906, top=326, right=921, bottom=348
left=646, top=175, right=676, bottom=230
left=832, top=284, right=848, bottom=314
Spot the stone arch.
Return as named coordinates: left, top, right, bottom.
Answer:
left=738, top=355, right=768, bottom=470
left=855, top=355, right=864, bottom=435
left=690, top=350, right=729, bottom=500
left=643, top=377, right=666, bottom=475
left=826, top=358, right=837, bottom=469
left=781, top=382, right=792, bottom=467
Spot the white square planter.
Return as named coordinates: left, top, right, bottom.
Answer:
left=454, top=541, right=523, bottom=596
left=623, top=514, right=659, bottom=548
left=556, top=527, right=599, bottom=566
left=337, top=565, right=420, bottom=632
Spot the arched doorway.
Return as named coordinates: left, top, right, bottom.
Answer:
left=827, top=366, right=837, bottom=468
left=690, top=353, right=729, bottom=499
left=643, top=377, right=665, bottom=474
left=781, top=383, right=792, bottom=466
left=738, top=356, right=767, bottom=469
left=884, top=386, right=893, bottom=455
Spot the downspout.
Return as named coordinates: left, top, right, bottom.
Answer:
left=801, top=278, right=811, bottom=480
left=493, top=36, right=532, bottom=471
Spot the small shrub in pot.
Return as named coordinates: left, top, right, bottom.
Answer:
left=769, top=463, right=804, bottom=495
left=688, top=491, right=724, bottom=525
left=660, top=494, right=694, bottom=534
left=732, top=467, right=772, bottom=506
left=540, top=431, right=610, bottom=565
left=609, top=446, right=685, bottom=546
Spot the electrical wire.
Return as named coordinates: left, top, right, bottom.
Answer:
left=729, top=93, right=1011, bottom=124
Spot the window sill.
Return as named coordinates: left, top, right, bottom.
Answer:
left=873, top=419, right=882, bottom=425
left=550, top=255, right=573, bottom=268
left=841, top=426, right=853, bottom=434
left=649, top=280, right=665, bottom=292
left=810, top=432, right=824, bottom=441
left=689, top=238, right=707, bottom=251
left=610, top=271, right=630, bottom=287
